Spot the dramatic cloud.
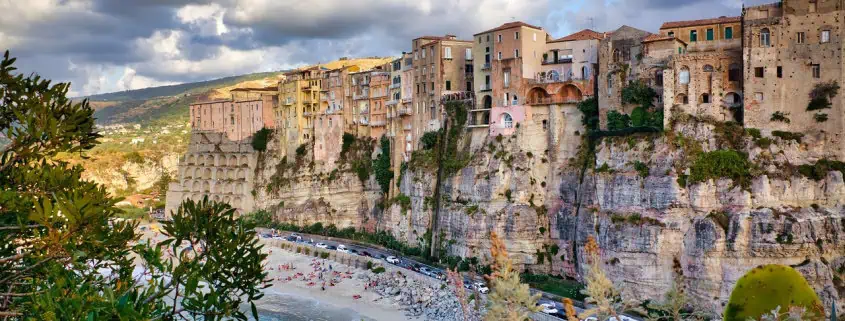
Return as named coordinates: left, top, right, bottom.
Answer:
left=0, top=0, right=770, bottom=97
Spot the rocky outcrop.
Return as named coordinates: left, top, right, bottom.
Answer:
left=83, top=153, right=179, bottom=195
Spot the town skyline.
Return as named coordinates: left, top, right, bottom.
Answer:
left=1, top=0, right=771, bottom=97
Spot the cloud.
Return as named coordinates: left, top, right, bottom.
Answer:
left=1, top=0, right=767, bottom=96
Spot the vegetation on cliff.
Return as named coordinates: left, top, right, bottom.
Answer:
left=373, top=135, right=393, bottom=193
left=0, top=51, right=267, bottom=319
left=484, top=232, right=541, bottom=321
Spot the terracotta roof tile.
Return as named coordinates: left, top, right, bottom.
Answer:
left=660, top=16, right=740, bottom=30
left=474, top=21, right=543, bottom=36
left=550, top=29, right=605, bottom=42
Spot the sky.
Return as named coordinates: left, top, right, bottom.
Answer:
left=0, top=0, right=772, bottom=97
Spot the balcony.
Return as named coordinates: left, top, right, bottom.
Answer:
left=481, top=63, right=491, bottom=70
left=371, top=92, right=387, bottom=98
left=542, top=56, right=574, bottom=65
left=359, top=119, right=369, bottom=125
left=360, top=108, right=369, bottom=115
left=389, top=83, right=401, bottom=89
left=480, top=84, right=492, bottom=91
left=370, top=120, right=386, bottom=127
left=353, top=92, right=369, bottom=100
left=397, top=108, right=412, bottom=116
left=401, top=97, right=413, bottom=104
left=526, top=96, right=583, bottom=105
left=387, top=111, right=395, bottom=119
left=403, top=124, right=412, bottom=131
left=386, top=99, right=399, bottom=106
left=283, top=98, right=294, bottom=105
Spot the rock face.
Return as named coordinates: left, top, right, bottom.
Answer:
left=252, top=116, right=845, bottom=315
left=362, top=270, right=482, bottom=320
left=83, top=152, right=179, bottom=195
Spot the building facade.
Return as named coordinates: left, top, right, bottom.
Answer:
left=597, top=25, right=653, bottom=130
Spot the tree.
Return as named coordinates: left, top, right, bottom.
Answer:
left=0, top=51, right=267, bottom=319
left=484, top=232, right=541, bottom=321
left=579, top=236, right=644, bottom=321
left=646, top=274, right=710, bottom=321
left=373, top=135, right=393, bottom=193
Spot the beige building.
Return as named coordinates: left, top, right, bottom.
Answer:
left=386, top=54, right=415, bottom=196
left=277, top=66, right=326, bottom=157
left=597, top=25, right=653, bottom=130
left=369, top=68, right=390, bottom=140
left=743, top=0, right=845, bottom=159
left=410, top=35, right=473, bottom=148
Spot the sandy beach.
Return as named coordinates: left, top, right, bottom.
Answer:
left=259, top=246, right=411, bottom=321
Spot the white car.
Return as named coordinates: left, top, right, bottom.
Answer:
left=539, top=303, right=558, bottom=315
left=315, top=242, right=328, bottom=249
left=473, top=282, right=489, bottom=294
left=385, top=256, right=400, bottom=264
left=606, top=316, right=637, bottom=321
left=336, top=245, right=349, bottom=253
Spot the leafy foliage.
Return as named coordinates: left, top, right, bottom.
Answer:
left=341, top=132, right=356, bottom=156
left=797, top=159, right=845, bottom=181
left=724, top=265, right=823, bottom=321
left=0, top=51, right=267, bottom=320
left=807, top=81, right=839, bottom=111
left=814, top=113, right=828, bottom=122
left=373, top=136, right=393, bottom=193
left=688, top=150, right=753, bottom=189
left=621, top=80, right=658, bottom=109
left=770, top=111, right=791, bottom=123
left=579, top=236, right=645, bottom=320
left=420, top=131, right=439, bottom=150
left=772, top=131, right=804, bottom=143
left=607, top=111, right=631, bottom=131
left=633, top=161, right=650, bottom=178
left=484, top=232, right=541, bottom=321
left=577, top=97, right=599, bottom=133
left=251, top=127, right=272, bottom=151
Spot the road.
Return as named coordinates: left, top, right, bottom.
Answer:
left=257, top=229, right=640, bottom=321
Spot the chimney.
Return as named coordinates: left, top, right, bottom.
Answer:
left=445, top=34, right=457, bottom=40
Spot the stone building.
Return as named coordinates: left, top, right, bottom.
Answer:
left=658, top=16, right=743, bottom=124
left=278, top=66, right=326, bottom=157
left=350, top=70, right=372, bottom=137
left=743, top=0, right=845, bottom=159
left=410, top=35, right=473, bottom=148
left=597, top=25, right=653, bottom=130
left=386, top=54, right=415, bottom=196
left=189, top=95, right=268, bottom=142
left=368, top=68, right=390, bottom=140
left=164, top=132, right=257, bottom=217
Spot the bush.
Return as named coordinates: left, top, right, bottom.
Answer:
left=772, top=130, right=803, bottom=143
left=420, top=131, right=439, bottom=150
left=606, top=110, right=630, bottom=130
left=577, top=97, right=599, bottom=132
left=296, top=143, right=307, bottom=158
left=707, top=211, right=731, bottom=233
left=371, top=266, right=386, bottom=274
left=770, top=111, right=791, bottom=123
left=124, top=151, right=146, bottom=164
left=320, top=252, right=329, bottom=259
left=724, top=265, right=824, bottom=321
left=366, top=261, right=373, bottom=270
left=797, top=159, right=845, bottom=181
left=807, top=81, right=839, bottom=111
left=689, top=150, right=752, bottom=189
left=814, top=113, right=828, bottom=122
left=341, top=133, right=356, bottom=156
left=373, top=136, right=394, bottom=193
left=251, top=127, right=271, bottom=151
left=630, top=107, right=647, bottom=127
left=633, top=161, right=649, bottom=178
left=621, top=80, right=657, bottom=109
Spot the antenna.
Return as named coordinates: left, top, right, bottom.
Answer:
left=588, top=17, right=595, bottom=30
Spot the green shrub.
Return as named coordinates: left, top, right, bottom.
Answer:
left=124, top=151, right=146, bottom=164
left=341, top=133, right=356, bottom=156
left=420, top=131, right=439, bottom=150
left=366, top=261, right=373, bottom=270
left=807, top=81, right=839, bottom=111
left=633, top=161, right=649, bottom=178
left=745, top=128, right=762, bottom=139
left=320, top=252, right=329, bottom=259
left=595, top=163, right=613, bottom=173
left=577, top=97, right=599, bottom=132
left=797, top=159, right=845, bottom=181
left=504, top=189, right=512, bottom=202
left=388, top=193, right=412, bottom=215
left=621, top=80, right=657, bottom=109
left=373, top=136, right=394, bottom=193
left=814, top=113, right=828, bottom=122
left=707, top=211, right=731, bottom=234
left=296, top=143, right=307, bottom=158
left=465, top=205, right=480, bottom=217
left=372, top=266, right=386, bottom=274
left=607, top=111, right=630, bottom=130
left=770, top=111, right=791, bottom=123
left=251, top=127, right=271, bottom=151
left=772, top=130, right=803, bottom=143
left=723, top=264, right=824, bottom=321
left=630, top=107, right=647, bottom=127
left=689, top=150, right=752, bottom=189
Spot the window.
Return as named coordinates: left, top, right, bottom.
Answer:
left=701, top=93, right=710, bottom=104
left=760, top=28, right=771, bottom=47
left=478, top=37, right=482, bottom=44
left=497, top=34, right=502, bottom=42
left=431, top=82, right=434, bottom=91
left=444, top=47, right=452, bottom=59
left=504, top=93, right=509, bottom=106
left=607, top=75, right=613, bottom=96
left=503, top=70, right=510, bottom=88
left=679, top=67, right=690, bottom=84
left=486, top=35, right=490, bottom=42
left=810, top=2, right=817, bottom=12
left=755, top=92, right=764, bottom=101
left=422, top=48, right=426, bottom=58
left=515, top=31, right=519, bottom=39
left=797, top=32, right=805, bottom=44
left=446, top=80, right=451, bottom=90
left=498, top=52, right=502, bottom=60
left=812, top=64, right=821, bottom=78
left=466, top=81, right=472, bottom=91
left=668, top=31, right=674, bottom=37
left=515, top=49, right=519, bottom=58
left=729, top=63, right=741, bottom=81
left=502, top=113, right=513, bottom=128
left=690, top=30, right=698, bottom=42
left=512, top=95, right=518, bottom=106
left=542, top=120, right=548, bottom=130
left=533, top=33, right=537, bottom=41
left=725, top=27, right=733, bottom=39
left=655, top=70, right=663, bottom=86
left=465, top=48, right=472, bottom=60
left=822, top=30, right=831, bottom=43
left=706, top=28, right=714, bottom=41
left=777, top=66, right=783, bottom=78
left=703, top=65, right=714, bottom=72
left=755, top=67, right=764, bottom=78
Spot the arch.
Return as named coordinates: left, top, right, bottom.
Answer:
left=202, top=181, right=211, bottom=193
left=204, top=155, right=214, bottom=166
left=500, top=113, right=514, bottom=129
left=724, top=92, right=741, bottom=106
left=581, top=66, right=589, bottom=80
left=482, top=95, right=492, bottom=109
left=675, top=93, right=689, bottom=105
left=228, top=155, right=238, bottom=167
left=700, top=93, right=711, bottom=104
left=760, top=28, right=771, bottom=47
left=213, top=195, right=222, bottom=202
left=193, top=180, right=203, bottom=193
left=559, top=84, right=583, bottom=102
left=227, top=169, right=236, bottom=180
left=240, top=155, right=249, bottom=167
left=183, top=168, right=192, bottom=179
left=223, top=196, right=232, bottom=205
left=612, top=49, right=621, bottom=63
left=212, top=182, right=222, bottom=194
left=223, top=182, right=233, bottom=194
left=203, top=168, right=212, bottom=180
left=235, top=182, right=245, bottom=195
left=215, top=168, right=224, bottom=180
left=679, top=66, right=690, bottom=85
left=527, top=87, right=550, bottom=105
left=233, top=197, right=243, bottom=208
left=187, top=155, right=196, bottom=165
left=703, top=64, right=715, bottom=72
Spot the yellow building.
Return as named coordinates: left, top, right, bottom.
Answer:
left=277, top=66, right=326, bottom=157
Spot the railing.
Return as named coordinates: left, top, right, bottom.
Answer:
left=360, top=109, right=369, bottom=115
left=481, top=63, right=491, bottom=70
left=284, top=98, right=294, bottom=105
left=370, top=120, right=386, bottom=127
left=397, top=108, right=412, bottom=116
left=389, top=83, right=401, bottom=89
left=303, top=111, right=312, bottom=116
left=359, top=119, right=369, bottom=125
left=401, top=97, right=413, bottom=103
left=542, top=57, right=574, bottom=65
left=403, top=124, right=412, bottom=130
left=353, top=92, right=369, bottom=100
left=371, top=92, right=387, bottom=98
left=480, top=84, right=492, bottom=91
left=386, top=99, right=399, bottom=106
left=526, top=97, right=583, bottom=105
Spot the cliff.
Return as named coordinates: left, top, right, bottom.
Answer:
left=252, top=110, right=845, bottom=315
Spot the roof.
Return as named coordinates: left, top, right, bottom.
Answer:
left=474, top=21, right=543, bottom=36
left=550, top=29, right=605, bottom=42
left=641, top=34, right=686, bottom=45
left=230, top=86, right=277, bottom=92
left=190, top=99, right=232, bottom=106
left=660, top=16, right=741, bottom=30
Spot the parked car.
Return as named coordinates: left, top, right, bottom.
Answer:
left=348, top=249, right=359, bottom=255
left=315, top=243, right=328, bottom=249
left=409, top=264, right=421, bottom=272
left=336, top=245, right=349, bottom=253
left=419, top=267, right=433, bottom=276
left=538, top=303, right=558, bottom=315
left=360, top=251, right=372, bottom=257
left=303, top=239, right=314, bottom=246
left=386, top=256, right=400, bottom=264
left=377, top=254, right=387, bottom=260
left=326, top=245, right=337, bottom=251
left=260, top=233, right=271, bottom=238
left=473, top=282, right=489, bottom=294
left=606, top=316, right=637, bottom=321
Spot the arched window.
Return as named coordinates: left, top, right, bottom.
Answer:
left=655, top=69, right=664, bottom=86
left=581, top=66, right=589, bottom=80
left=502, top=113, right=514, bottom=128
left=679, top=67, right=690, bottom=85
left=760, top=28, right=771, bottom=47
left=703, top=65, right=714, bottom=72
left=729, top=63, right=741, bottom=81
left=483, top=95, right=492, bottom=109
left=511, top=95, right=518, bottom=106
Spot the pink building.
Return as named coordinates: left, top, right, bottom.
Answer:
left=190, top=92, right=271, bottom=142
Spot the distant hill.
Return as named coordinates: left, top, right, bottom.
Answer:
left=81, top=71, right=286, bottom=102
